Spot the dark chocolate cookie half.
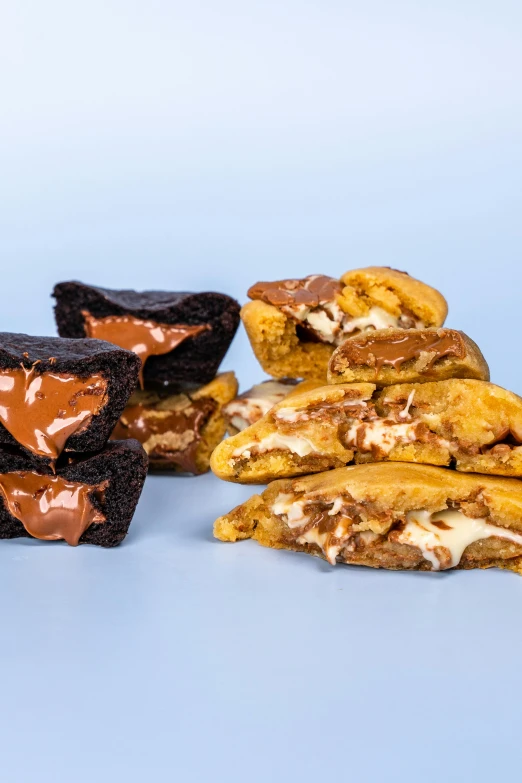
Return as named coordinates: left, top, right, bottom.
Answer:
left=52, top=281, right=241, bottom=386
left=0, top=332, right=140, bottom=466
left=0, top=439, right=148, bottom=547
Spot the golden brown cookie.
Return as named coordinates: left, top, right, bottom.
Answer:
left=242, top=267, right=448, bottom=381
left=210, top=378, right=522, bottom=482
left=112, top=371, right=237, bottom=474
left=327, top=327, right=489, bottom=387
left=223, top=378, right=322, bottom=435
left=214, top=462, right=522, bottom=574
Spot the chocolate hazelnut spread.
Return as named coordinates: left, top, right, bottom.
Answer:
left=248, top=275, right=342, bottom=308
left=0, top=472, right=107, bottom=545
left=0, top=366, right=107, bottom=460
left=345, top=331, right=464, bottom=372
left=112, top=396, right=216, bottom=473
left=82, top=312, right=209, bottom=388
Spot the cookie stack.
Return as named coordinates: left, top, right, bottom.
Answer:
left=0, top=332, right=148, bottom=547
left=53, top=281, right=241, bottom=474
left=212, top=266, right=522, bottom=576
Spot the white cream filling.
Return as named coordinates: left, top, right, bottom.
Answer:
left=232, top=432, right=318, bottom=460
left=343, top=306, right=400, bottom=334
left=224, top=381, right=294, bottom=431
left=275, top=398, right=367, bottom=424
left=283, top=299, right=408, bottom=346
left=397, top=509, right=522, bottom=570
left=343, top=419, right=419, bottom=454
left=296, top=522, right=348, bottom=565
left=271, top=493, right=347, bottom=564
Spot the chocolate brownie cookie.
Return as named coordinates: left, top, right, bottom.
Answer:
left=53, top=281, right=240, bottom=387
left=0, top=333, right=140, bottom=467
left=0, top=439, right=147, bottom=547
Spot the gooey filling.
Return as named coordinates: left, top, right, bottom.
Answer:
left=223, top=380, right=297, bottom=432
left=0, top=366, right=108, bottom=460
left=112, top=392, right=217, bottom=474
left=231, top=391, right=437, bottom=463
left=248, top=275, right=424, bottom=345
left=271, top=493, right=522, bottom=570
left=83, top=312, right=209, bottom=388
left=0, top=471, right=107, bottom=546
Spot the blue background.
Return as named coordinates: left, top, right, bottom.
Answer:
left=1, top=2, right=521, bottom=781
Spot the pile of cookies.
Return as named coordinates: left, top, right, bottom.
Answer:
left=213, top=266, right=522, bottom=575
left=53, top=281, right=241, bottom=475
left=0, top=280, right=243, bottom=548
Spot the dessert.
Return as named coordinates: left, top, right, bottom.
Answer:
left=0, top=332, right=140, bottom=467
left=0, top=439, right=147, bottom=546
left=214, top=462, right=522, bottom=573
left=223, top=379, right=321, bottom=435
left=112, top=372, right=238, bottom=473
left=241, top=267, right=448, bottom=381
left=210, top=378, right=522, bottom=483
left=53, top=281, right=241, bottom=387
left=327, top=327, right=489, bottom=387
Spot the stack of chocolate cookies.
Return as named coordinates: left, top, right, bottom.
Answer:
left=53, top=282, right=241, bottom=475
left=212, top=266, right=522, bottom=576
left=0, top=332, right=148, bottom=546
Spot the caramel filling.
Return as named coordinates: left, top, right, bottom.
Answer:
left=0, top=471, right=107, bottom=546
left=0, top=367, right=107, bottom=460
left=342, top=331, right=464, bottom=372
left=83, top=312, right=209, bottom=388
left=112, top=395, right=216, bottom=473
left=248, top=275, right=423, bottom=345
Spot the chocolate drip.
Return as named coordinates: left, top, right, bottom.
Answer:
left=345, top=331, right=464, bottom=372
left=0, top=366, right=107, bottom=460
left=0, top=471, right=107, bottom=545
left=248, top=275, right=342, bottom=308
left=112, top=396, right=216, bottom=473
left=83, top=312, right=209, bottom=388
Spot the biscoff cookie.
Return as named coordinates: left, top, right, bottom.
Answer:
left=210, top=379, right=522, bottom=483
left=214, top=462, right=522, bottom=574
left=241, top=267, right=448, bottom=381
left=327, top=328, right=489, bottom=387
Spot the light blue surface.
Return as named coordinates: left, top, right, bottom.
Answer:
left=1, top=2, right=522, bottom=781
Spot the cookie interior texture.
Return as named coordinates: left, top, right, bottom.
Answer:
left=327, top=327, right=489, bottom=387
left=0, top=440, right=148, bottom=547
left=214, top=462, right=522, bottom=573
left=53, top=281, right=241, bottom=386
left=113, top=372, right=238, bottom=474
left=210, top=379, right=522, bottom=483
left=0, top=332, right=140, bottom=467
left=242, top=266, right=448, bottom=382
left=223, top=378, right=322, bottom=435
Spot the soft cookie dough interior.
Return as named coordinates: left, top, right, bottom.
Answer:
left=214, top=462, right=522, bottom=574
left=242, top=267, right=448, bottom=381
left=210, top=379, right=522, bottom=482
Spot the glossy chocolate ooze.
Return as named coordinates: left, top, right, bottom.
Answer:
left=344, top=331, right=465, bottom=372
left=0, top=471, right=107, bottom=546
left=0, top=366, right=107, bottom=460
left=82, top=312, right=209, bottom=387
left=112, top=395, right=216, bottom=473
